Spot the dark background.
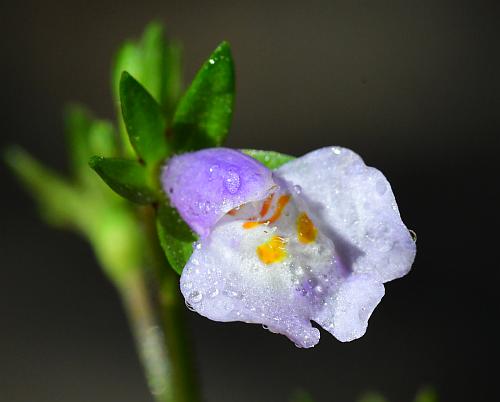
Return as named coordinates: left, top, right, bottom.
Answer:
left=0, top=1, right=498, bottom=401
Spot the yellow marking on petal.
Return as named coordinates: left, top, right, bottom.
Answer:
left=297, top=212, right=318, bottom=244
left=257, top=236, right=287, bottom=265
left=243, top=221, right=261, bottom=229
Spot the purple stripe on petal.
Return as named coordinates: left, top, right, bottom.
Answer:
left=162, top=148, right=275, bottom=237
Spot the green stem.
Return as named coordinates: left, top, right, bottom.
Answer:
left=120, top=205, right=200, bottom=402
left=121, top=273, right=172, bottom=400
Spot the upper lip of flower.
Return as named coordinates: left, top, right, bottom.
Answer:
left=162, top=148, right=276, bottom=238
left=163, top=146, right=416, bottom=348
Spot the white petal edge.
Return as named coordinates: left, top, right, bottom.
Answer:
left=276, top=146, right=416, bottom=283
left=313, top=274, right=385, bottom=342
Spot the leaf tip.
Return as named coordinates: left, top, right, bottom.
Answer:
left=213, top=40, right=233, bottom=61
left=120, top=70, right=132, bottom=83
left=88, top=155, right=103, bottom=169
left=144, top=20, right=165, bottom=36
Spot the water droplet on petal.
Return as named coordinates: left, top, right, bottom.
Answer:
left=409, top=229, right=417, bottom=242
left=314, top=285, right=324, bottom=294
left=224, top=169, right=241, bottom=194
left=188, top=291, right=203, bottom=303
left=208, top=164, right=219, bottom=181
left=293, top=185, right=302, bottom=194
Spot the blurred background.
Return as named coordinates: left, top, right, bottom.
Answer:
left=0, top=1, right=498, bottom=401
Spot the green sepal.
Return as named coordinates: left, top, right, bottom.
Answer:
left=157, top=203, right=197, bottom=275
left=243, top=149, right=295, bottom=169
left=89, top=156, right=157, bottom=204
left=120, top=71, right=170, bottom=165
left=173, top=41, right=235, bottom=151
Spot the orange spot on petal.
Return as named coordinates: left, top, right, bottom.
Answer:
left=243, top=194, right=291, bottom=229
left=257, top=236, right=287, bottom=264
left=266, top=195, right=290, bottom=224
left=243, top=221, right=261, bottom=229
left=259, top=193, right=274, bottom=217
left=297, top=212, right=318, bottom=244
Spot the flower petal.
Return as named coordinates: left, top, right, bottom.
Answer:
left=162, top=148, right=275, bottom=236
left=180, top=186, right=339, bottom=348
left=275, top=147, right=416, bottom=283
left=179, top=146, right=415, bottom=347
left=313, top=274, right=384, bottom=342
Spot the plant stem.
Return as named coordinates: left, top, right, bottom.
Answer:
left=120, top=205, right=200, bottom=402
left=121, top=272, right=172, bottom=401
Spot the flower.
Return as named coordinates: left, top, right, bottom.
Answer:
left=162, top=147, right=416, bottom=348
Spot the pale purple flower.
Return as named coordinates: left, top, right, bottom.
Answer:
left=162, top=147, right=416, bottom=348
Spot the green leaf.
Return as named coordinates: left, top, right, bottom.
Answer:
left=4, top=146, right=82, bottom=227
left=89, top=156, right=157, bottom=204
left=120, top=71, right=169, bottom=165
left=357, top=392, right=389, bottom=402
left=173, top=41, right=235, bottom=151
left=140, top=22, right=167, bottom=104
left=88, top=206, right=143, bottom=285
left=414, top=387, right=438, bottom=402
left=64, top=104, right=93, bottom=177
left=141, top=22, right=182, bottom=114
left=112, top=41, right=142, bottom=106
left=87, top=119, right=117, bottom=157
left=163, top=40, right=183, bottom=117
left=112, top=41, right=142, bottom=158
left=65, top=105, right=118, bottom=183
left=112, top=22, right=182, bottom=116
left=243, top=149, right=295, bottom=169
left=112, top=23, right=183, bottom=158
left=157, top=203, right=197, bottom=275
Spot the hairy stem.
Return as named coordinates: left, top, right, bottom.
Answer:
left=120, top=205, right=200, bottom=402
left=121, top=273, right=172, bottom=401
